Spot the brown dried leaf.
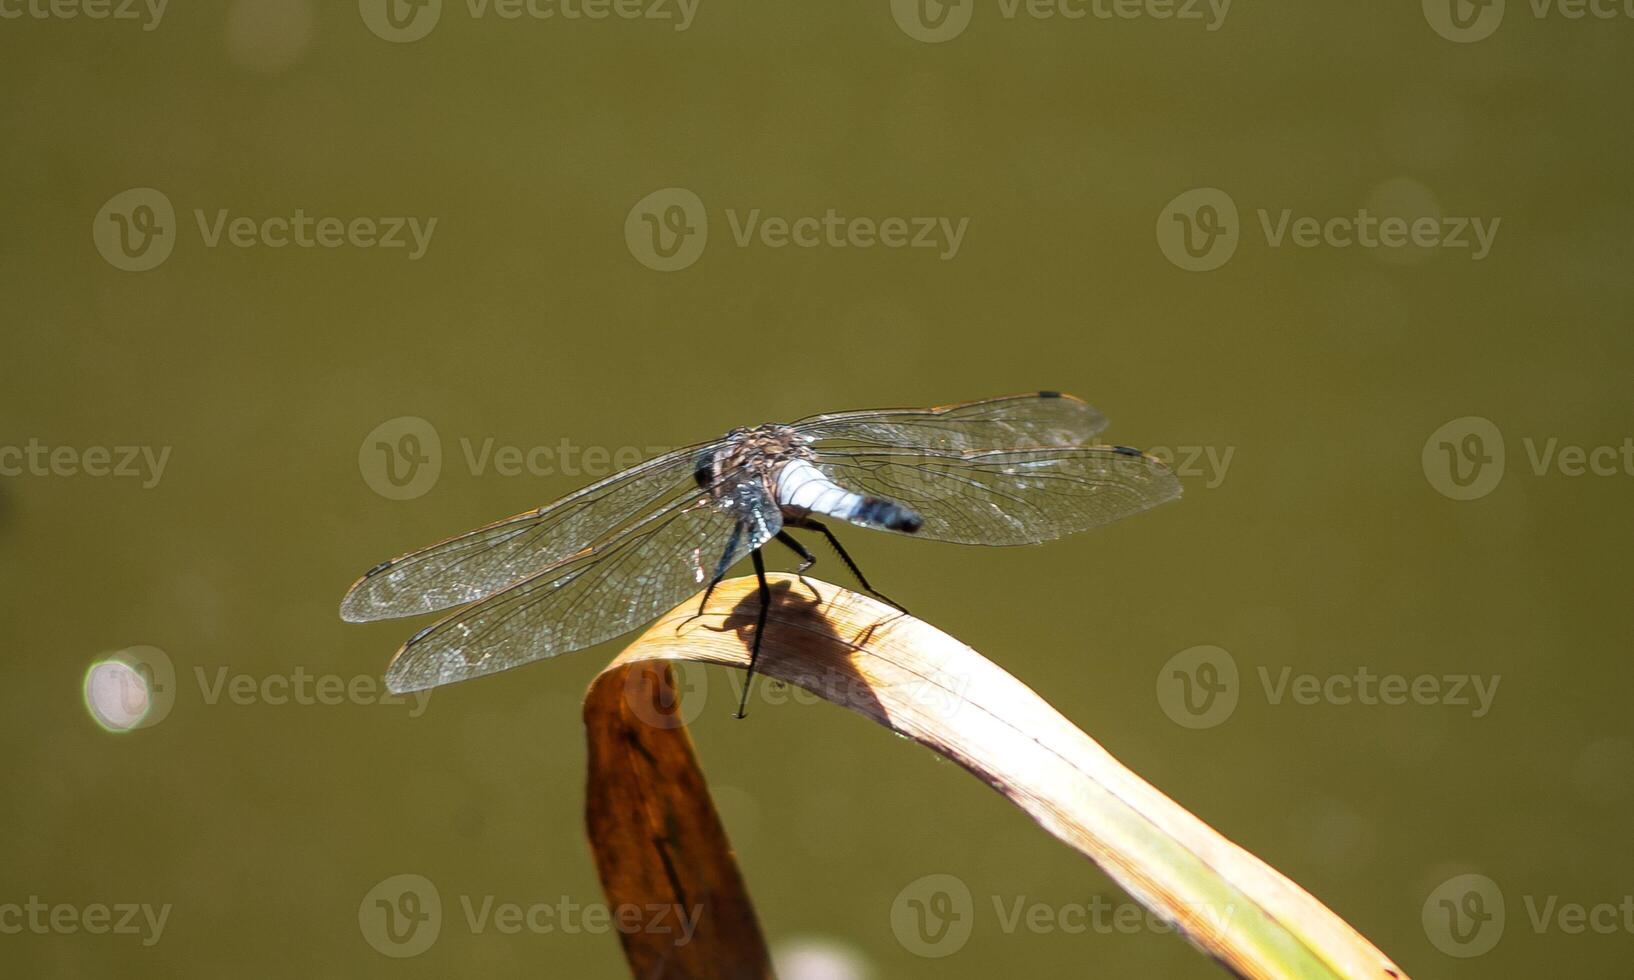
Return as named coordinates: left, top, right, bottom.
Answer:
left=584, top=574, right=1408, bottom=980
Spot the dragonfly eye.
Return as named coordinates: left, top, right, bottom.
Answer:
left=692, top=446, right=716, bottom=489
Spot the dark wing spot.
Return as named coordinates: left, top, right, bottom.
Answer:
left=1038, top=390, right=1061, bottom=399
left=364, top=559, right=394, bottom=578
left=1112, top=445, right=1144, bottom=457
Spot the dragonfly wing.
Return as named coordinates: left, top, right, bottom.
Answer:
left=813, top=445, right=1180, bottom=546
left=384, top=476, right=782, bottom=693
left=341, top=439, right=722, bottom=622
left=793, top=391, right=1107, bottom=452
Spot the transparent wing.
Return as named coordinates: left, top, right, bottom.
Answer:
left=341, top=439, right=723, bottom=623
left=384, top=476, right=782, bottom=693
left=793, top=391, right=1107, bottom=452
left=813, top=445, right=1181, bottom=546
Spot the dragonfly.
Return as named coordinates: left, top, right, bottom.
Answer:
left=341, top=392, right=1182, bottom=716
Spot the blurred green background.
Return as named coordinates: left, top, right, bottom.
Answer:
left=3, top=1, right=1632, bottom=976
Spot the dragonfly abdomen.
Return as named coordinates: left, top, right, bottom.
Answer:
left=775, top=458, right=859, bottom=518
left=775, top=459, right=921, bottom=532
left=850, top=495, right=923, bottom=533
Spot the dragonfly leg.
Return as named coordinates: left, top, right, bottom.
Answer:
left=775, top=530, right=816, bottom=572
left=736, top=548, right=770, bottom=720
left=804, top=520, right=910, bottom=614
left=695, top=522, right=746, bottom=619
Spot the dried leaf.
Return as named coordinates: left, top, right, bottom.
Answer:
left=584, top=574, right=1407, bottom=980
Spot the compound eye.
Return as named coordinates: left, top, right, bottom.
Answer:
left=692, top=446, right=718, bottom=489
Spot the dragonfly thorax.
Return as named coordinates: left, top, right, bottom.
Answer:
left=695, top=425, right=922, bottom=532
left=695, top=423, right=814, bottom=496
